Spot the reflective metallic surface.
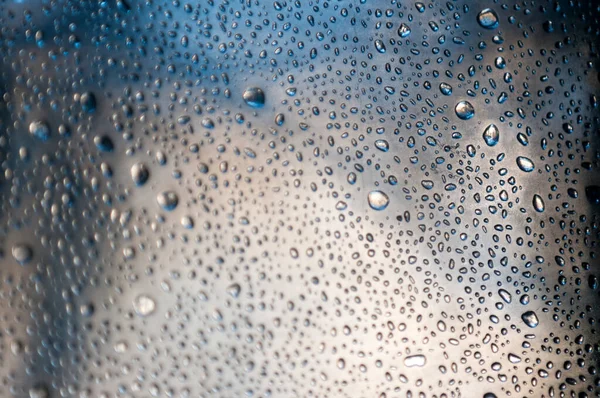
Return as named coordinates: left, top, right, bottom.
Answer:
left=0, top=0, right=599, bottom=397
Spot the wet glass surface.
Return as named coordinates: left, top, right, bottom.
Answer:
left=0, top=0, right=600, bottom=397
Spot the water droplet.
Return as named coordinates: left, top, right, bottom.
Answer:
left=130, top=163, right=149, bottom=186
left=508, top=353, right=522, bottom=363
left=243, top=87, right=265, bottom=108
left=482, top=124, right=500, bottom=146
left=455, top=101, right=475, bottom=120
left=477, top=8, right=499, bottom=29
left=521, top=310, right=539, bottom=328
left=398, top=23, right=411, bottom=38
left=156, top=191, right=179, bottom=211
left=532, top=194, right=545, bottom=212
left=421, top=180, right=434, bottom=190
left=133, top=294, right=156, bottom=317
left=335, top=201, right=348, bottom=211
left=374, top=139, right=389, bottom=152
left=94, top=135, right=114, bottom=152
left=227, top=283, right=241, bottom=298
left=404, top=354, right=426, bottom=367
left=28, top=385, right=49, bottom=398
left=29, top=121, right=50, bottom=141
left=367, top=190, right=390, bottom=211
left=439, top=82, right=453, bottom=96
left=12, top=243, right=33, bottom=265
left=516, top=156, right=535, bottom=172
left=80, top=92, right=97, bottom=113
left=498, top=288, right=512, bottom=303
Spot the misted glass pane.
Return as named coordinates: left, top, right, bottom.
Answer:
left=0, top=0, right=599, bottom=397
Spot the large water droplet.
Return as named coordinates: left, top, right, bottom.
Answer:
left=498, top=289, right=512, bottom=303
left=477, top=8, right=499, bottom=29
left=133, top=294, right=156, bottom=317
left=455, top=101, right=475, bottom=120
left=94, top=135, right=114, bottom=152
left=404, top=354, right=426, bottom=367
left=439, top=82, right=453, bottom=96
left=374, top=139, right=389, bottom=152
left=243, top=87, right=265, bottom=108
left=516, top=156, right=535, bottom=172
left=532, top=194, right=545, bottom=212
left=482, top=124, right=500, bottom=146
left=12, top=243, right=33, bottom=265
left=368, top=190, right=390, bottom=211
left=29, top=121, right=50, bottom=141
left=157, top=191, right=179, bottom=211
left=131, top=163, right=149, bottom=186
left=28, top=385, right=49, bottom=398
left=508, top=353, right=522, bottom=363
left=80, top=92, right=97, bottom=113
left=398, top=23, right=411, bottom=38
left=521, top=310, right=539, bottom=328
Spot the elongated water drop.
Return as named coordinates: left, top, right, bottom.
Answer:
left=516, top=156, right=535, bottom=172
left=374, top=139, right=389, bottom=152
left=532, top=194, right=545, bottom=212
left=404, top=354, right=426, bottom=367
left=439, top=82, right=453, bottom=95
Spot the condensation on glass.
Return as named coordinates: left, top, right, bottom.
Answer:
left=0, top=0, right=599, bottom=397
